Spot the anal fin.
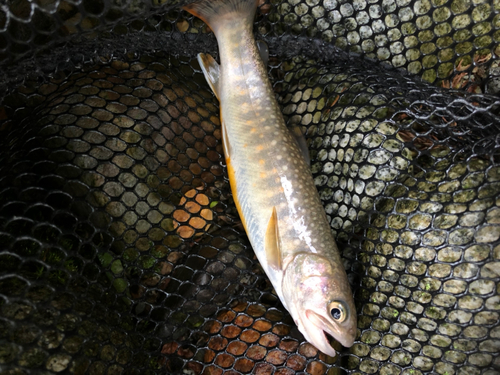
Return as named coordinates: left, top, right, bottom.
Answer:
left=197, top=53, right=221, bottom=100
left=265, top=207, right=282, bottom=271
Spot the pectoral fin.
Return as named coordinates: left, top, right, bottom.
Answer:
left=290, top=126, right=310, bottom=165
left=197, top=53, right=221, bottom=100
left=265, top=207, right=282, bottom=271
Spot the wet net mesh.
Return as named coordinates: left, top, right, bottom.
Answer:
left=0, top=0, right=499, bottom=374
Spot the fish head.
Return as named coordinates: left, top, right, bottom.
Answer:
left=281, top=253, right=357, bottom=357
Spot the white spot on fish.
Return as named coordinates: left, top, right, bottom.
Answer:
left=280, top=176, right=317, bottom=253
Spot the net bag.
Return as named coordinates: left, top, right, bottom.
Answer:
left=0, top=0, right=499, bottom=374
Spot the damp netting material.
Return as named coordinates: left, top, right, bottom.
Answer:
left=0, top=0, right=499, bottom=374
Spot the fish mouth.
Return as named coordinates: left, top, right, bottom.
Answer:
left=304, top=309, right=355, bottom=354
left=324, top=331, right=334, bottom=345
left=322, top=331, right=337, bottom=355
left=301, top=325, right=337, bottom=357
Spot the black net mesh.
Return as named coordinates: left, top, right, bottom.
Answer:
left=0, top=1, right=499, bottom=374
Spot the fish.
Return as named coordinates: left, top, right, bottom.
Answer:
left=183, top=0, right=357, bottom=356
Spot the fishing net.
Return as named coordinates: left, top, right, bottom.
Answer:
left=0, top=0, right=499, bottom=374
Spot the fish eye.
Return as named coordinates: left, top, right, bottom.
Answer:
left=331, top=308, right=341, bottom=320
left=328, top=302, right=346, bottom=322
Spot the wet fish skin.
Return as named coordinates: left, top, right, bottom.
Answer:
left=183, top=0, right=356, bottom=356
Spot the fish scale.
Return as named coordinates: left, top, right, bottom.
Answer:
left=184, top=0, right=357, bottom=356
left=198, top=8, right=334, bottom=274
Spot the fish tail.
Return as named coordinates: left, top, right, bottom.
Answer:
left=183, top=0, right=258, bottom=32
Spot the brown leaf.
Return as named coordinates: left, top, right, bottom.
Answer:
left=177, top=226, right=195, bottom=239
left=173, top=209, right=190, bottom=223
left=189, top=217, right=207, bottom=229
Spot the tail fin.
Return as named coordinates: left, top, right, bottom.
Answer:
left=183, top=0, right=258, bottom=32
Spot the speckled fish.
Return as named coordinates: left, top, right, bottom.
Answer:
left=183, top=0, right=356, bottom=356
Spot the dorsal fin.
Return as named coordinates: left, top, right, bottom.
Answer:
left=257, top=40, right=269, bottom=67
left=289, top=126, right=310, bottom=165
left=265, top=207, right=282, bottom=271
